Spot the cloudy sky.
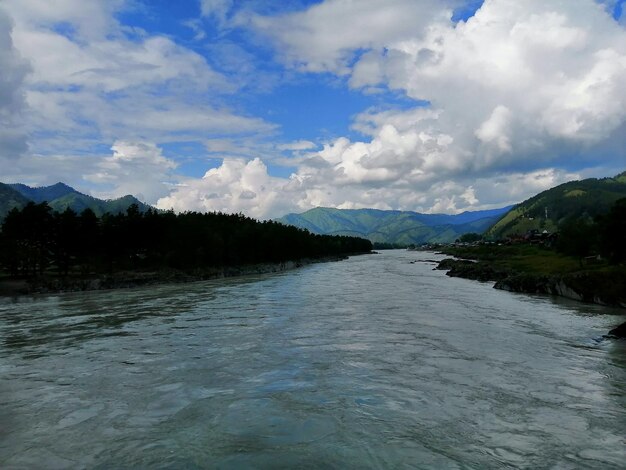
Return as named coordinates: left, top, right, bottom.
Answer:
left=0, top=0, right=625, bottom=218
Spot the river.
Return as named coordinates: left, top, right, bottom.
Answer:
left=1, top=250, right=624, bottom=469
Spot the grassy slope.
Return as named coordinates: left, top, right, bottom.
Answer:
left=443, top=245, right=583, bottom=275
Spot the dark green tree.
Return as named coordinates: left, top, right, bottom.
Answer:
left=52, top=208, right=79, bottom=276
left=556, top=217, right=598, bottom=265
left=598, top=198, right=626, bottom=264
left=75, top=208, right=99, bottom=273
left=1, top=203, right=372, bottom=279
left=458, top=233, right=482, bottom=243
left=1, top=202, right=54, bottom=276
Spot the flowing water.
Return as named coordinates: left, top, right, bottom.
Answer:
left=0, top=250, right=624, bottom=469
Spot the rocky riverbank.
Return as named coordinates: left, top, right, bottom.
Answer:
left=0, top=255, right=359, bottom=296
left=435, top=257, right=626, bottom=308
left=435, top=255, right=626, bottom=337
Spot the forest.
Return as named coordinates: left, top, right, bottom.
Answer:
left=556, top=197, right=626, bottom=264
left=0, top=202, right=372, bottom=278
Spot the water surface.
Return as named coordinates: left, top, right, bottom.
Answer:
left=1, top=251, right=624, bottom=468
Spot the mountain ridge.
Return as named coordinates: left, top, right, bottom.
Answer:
left=0, top=184, right=32, bottom=221
left=0, top=182, right=152, bottom=220
left=276, top=206, right=514, bottom=245
left=9, top=182, right=77, bottom=203
left=487, top=172, right=626, bottom=238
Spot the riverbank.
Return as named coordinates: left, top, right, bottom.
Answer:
left=0, top=254, right=367, bottom=296
left=435, top=245, right=626, bottom=308
left=434, top=245, right=626, bottom=336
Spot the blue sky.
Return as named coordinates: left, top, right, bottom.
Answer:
left=0, top=0, right=625, bottom=218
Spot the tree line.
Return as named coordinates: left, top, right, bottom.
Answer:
left=454, top=198, right=626, bottom=265
left=556, top=197, right=626, bottom=264
left=0, top=203, right=372, bottom=277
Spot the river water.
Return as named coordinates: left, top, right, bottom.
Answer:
left=0, top=250, right=624, bottom=469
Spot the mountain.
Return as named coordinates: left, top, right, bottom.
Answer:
left=0, top=183, right=31, bottom=220
left=9, top=182, right=77, bottom=203
left=1, top=182, right=152, bottom=220
left=487, top=171, right=626, bottom=238
left=276, top=206, right=513, bottom=245
left=40, top=192, right=151, bottom=217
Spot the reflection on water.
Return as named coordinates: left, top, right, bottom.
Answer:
left=1, top=251, right=625, bottom=468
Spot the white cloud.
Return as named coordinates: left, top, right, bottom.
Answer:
left=2, top=0, right=125, bottom=40
left=200, top=0, right=233, bottom=24
left=475, top=105, right=513, bottom=155
left=0, top=140, right=180, bottom=205
left=3, top=0, right=624, bottom=220
left=0, top=6, right=31, bottom=158
left=277, top=140, right=317, bottom=151
left=249, top=0, right=455, bottom=74
left=217, top=0, right=625, bottom=218
left=255, top=0, right=626, bottom=157
left=154, top=0, right=626, bottom=219
left=0, top=0, right=279, bottom=198
left=6, top=0, right=241, bottom=149
left=86, top=141, right=178, bottom=203
left=157, top=158, right=296, bottom=219
left=347, top=0, right=626, bottom=154
left=14, top=30, right=230, bottom=93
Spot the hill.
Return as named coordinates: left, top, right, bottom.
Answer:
left=487, top=171, right=626, bottom=238
left=276, top=206, right=513, bottom=246
left=0, top=183, right=31, bottom=220
left=9, top=182, right=77, bottom=203
left=1, top=182, right=152, bottom=219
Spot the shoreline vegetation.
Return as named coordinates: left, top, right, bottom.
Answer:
left=432, top=194, right=626, bottom=337
left=435, top=245, right=626, bottom=308
left=0, top=254, right=367, bottom=297
left=0, top=202, right=373, bottom=297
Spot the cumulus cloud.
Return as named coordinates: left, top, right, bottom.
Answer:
left=204, top=0, right=624, bottom=217
left=3, top=0, right=624, bottom=219
left=86, top=141, right=178, bottom=203
left=157, top=158, right=297, bottom=219
left=0, top=6, right=31, bottom=158
left=475, top=105, right=513, bottom=155
left=343, top=0, right=626, bottom=163
left=154, top=153, right=583, bottom=220
left=0, top=0, right=280, bottom=201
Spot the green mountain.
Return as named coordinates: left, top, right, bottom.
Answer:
left=1, top=182, right=152, bottom=219
left=9, top=182, right=77, bottom=203
left=0, top=183, right=31, bottom=220
left=487, top=171, right=626, bottom=238
left=276, top=206, right=513, bottom=245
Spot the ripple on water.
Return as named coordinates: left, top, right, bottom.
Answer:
left=0, top=251, right=625, bottom=468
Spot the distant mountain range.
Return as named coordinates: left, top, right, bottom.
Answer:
left=4, top=171, right=624, bottom=244
left=487, top=171, right=626, bottom=238
left=278, top=171, right=626, bottom=244
left=0, top=182, right=151, bottom=220
left=276, top=206, right=513, bottom=245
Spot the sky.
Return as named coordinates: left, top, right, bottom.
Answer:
left=0, top=0, right=625, bottom=219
